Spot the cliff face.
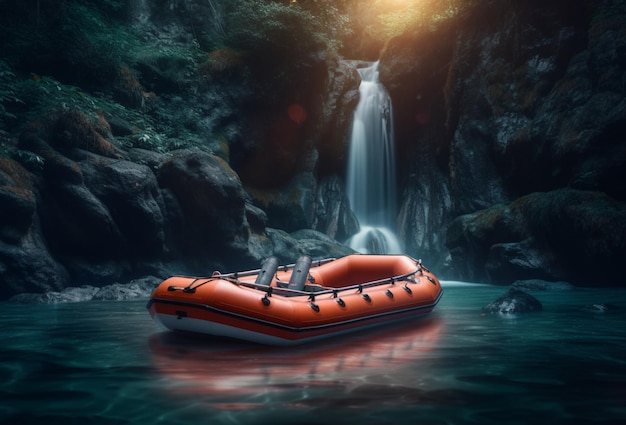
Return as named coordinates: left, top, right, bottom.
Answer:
left=2, top=1, right=625, bottom=298
left=380, top=0, right=626, bottom=285
left=0, top=0, right=358, bottom=299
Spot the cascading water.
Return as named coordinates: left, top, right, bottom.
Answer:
left=346, top=61, right=402, bottom=254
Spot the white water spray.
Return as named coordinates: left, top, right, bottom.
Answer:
left=346, top=61, right=402, bottom=254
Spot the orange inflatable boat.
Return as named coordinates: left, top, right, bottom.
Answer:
left=147, top=254, right=443, bottom=346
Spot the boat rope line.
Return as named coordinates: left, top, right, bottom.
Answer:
left=166, top=257, right=338, bottom=294
left=148, top=289, right=443, bottom=334
left=165, top=257, right=435, bottom=303
left=171, top=270, right=422, bottom=298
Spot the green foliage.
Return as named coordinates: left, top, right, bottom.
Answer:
left=0, top=60, right=23, bottom=123
left=224, top=1, right=323, bottom=56
left=219, top=1, right=329, bottom=104
left=59, top=3, right=144, bottom=85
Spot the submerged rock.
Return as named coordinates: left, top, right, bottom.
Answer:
left=482, top=288, right=542, bottom=314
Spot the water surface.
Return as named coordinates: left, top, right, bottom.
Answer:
left=1, top=283, right=624, bottom=424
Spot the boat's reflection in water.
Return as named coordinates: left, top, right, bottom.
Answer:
left=148, top=316, right=443, bottom=408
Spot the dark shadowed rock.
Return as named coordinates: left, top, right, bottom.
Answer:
left=447, top=189, right=626, bottom=286
left=78, top=152, right=167, bottom=257
left=91, top=276, right=161, bottom=301
left=245, top=202, right=268, bottom=234
left=482, top=288, right=543, bottom=314
left=0, top=157, right=37, bottom=243
left=157, top=149, right=248, bottom=259
left=9, top=285, right=100, bottom=304
left=378, top=1, right=625, bottom=286
left=251, top=228, right=354, bottom=265
left=315, top=60, right=360, bottom=175
left=0, top=157, right=70, bottom=298
left=9, top=276, right=161, bottom=304
left=312, top=174, right=359, bottom=242
left=512, top=279, right=574, bottom=291
left=290, top=229, right=355, bottom=259
left=251, top=172, right=318, bottom=232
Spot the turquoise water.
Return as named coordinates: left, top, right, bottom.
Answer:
left=1, top=283, right=625, bottom=425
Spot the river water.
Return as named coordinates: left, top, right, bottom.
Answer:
left=1, top=283, right=624, bottom=425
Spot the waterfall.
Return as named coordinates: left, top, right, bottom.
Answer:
left=346, top=61, right=402, bottom=254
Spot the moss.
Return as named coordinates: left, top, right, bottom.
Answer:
left=200, top=48, right=244, bottom=79
left=247, top=187, right=281, bottom=209
left=0, top=157, right=35, bottom=192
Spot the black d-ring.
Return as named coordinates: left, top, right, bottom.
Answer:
left=310, top=303, right=320, bottom=312
left=362, top=293, right=371, bottom=303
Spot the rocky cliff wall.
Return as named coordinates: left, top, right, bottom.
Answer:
left=380, top=0, right=626, bottom=285
left=2, top=0, right=625, bottom=299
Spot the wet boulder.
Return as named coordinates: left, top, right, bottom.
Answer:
left=512, top=279, right=574, bottom=291
left=482, top=288, right=543, bottom=314
left=9, top=285, right=100, bottom=304
left=0, top=157, right=37, bottom=243
left=447, top=189, right=626, bottom=286
left=91, top=276, right=161, bottom=301
left=250, top=172, right=318, bottom=233
left=312, top=174, right=359, bottom=243
left=157, top=149, right=248, bottom=260
left=9, top=276, right=161, bottom=304
left=0, top=157, right=70, bottom=298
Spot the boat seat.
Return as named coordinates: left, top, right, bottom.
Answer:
left=255, top=256, right=279, bottom=286
left=287, top=256, right=312, bottom=292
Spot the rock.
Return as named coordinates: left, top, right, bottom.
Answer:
left=315, top=60, right=361, bottom=174
left=482, top=288, right=543, bottom=314
left=8, top=276, right=161, bottom=304
left=91, top=276, right=161, bottom=301
left=0, top=158, right=37, bottom=242
left=512, top=279, right=575, bottom=291
left=447, top=189, right=626, bottom=285
left=0, top=232, right=70, bottom=299
left=0, top=157, right=70, bottom=298
left=290, top=229, right=355, bottom=259
left=312, top=174, right=359, bottom=242
left=251, top=172, right=318, bottom=232
left=251, top=228, right=354, bottom=265
left=46, top=109, right=127, bottom=159
left=157, top=149, right=248, bottom=259
left=78, top=152, right=167, bottom=257
left=9, top=285, right=100, bottom=304
left=245, top=202, right=268, bottom=234
left=378, top=1, right=626, bottom=286
left=485, top=240, right=555, bottom=284
left=512, top=279, right=574, bottom=291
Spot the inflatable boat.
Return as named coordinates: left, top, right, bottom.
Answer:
left=147, top=254, right=443, bottom=346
